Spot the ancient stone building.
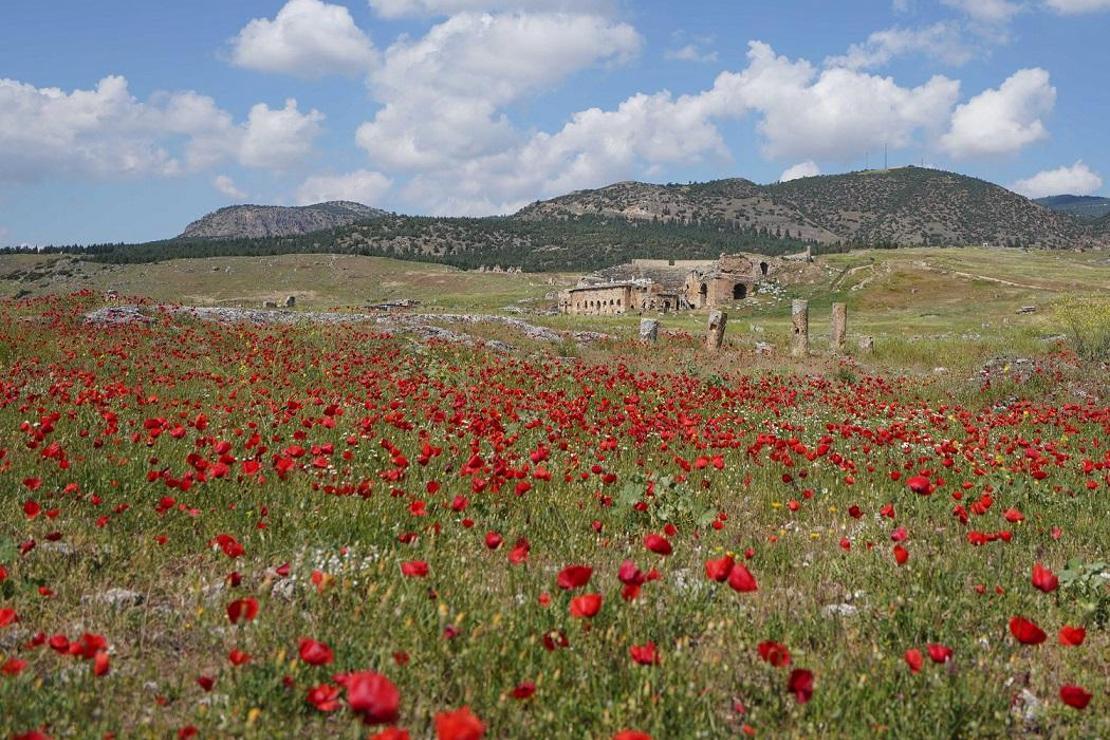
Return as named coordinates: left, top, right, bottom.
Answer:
left=560, top=252, right=797, bottom=316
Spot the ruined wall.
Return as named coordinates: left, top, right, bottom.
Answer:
left=563, top=285, right=633, bottom=315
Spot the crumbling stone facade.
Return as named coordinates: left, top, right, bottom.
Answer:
left=560, top=251, right=803, bottom=316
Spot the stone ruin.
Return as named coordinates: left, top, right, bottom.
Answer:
left=558, top=250, right=811, bottom=316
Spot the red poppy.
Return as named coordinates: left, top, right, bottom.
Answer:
left=508, top=538, right=530, bottom=564
left=613, top=733, right=652, bottom=740
left=196, top=676, right=215, bottom=692
left=643, top=533, right=672, bottom=556
left=757, top=640, right=791, bottom=667
left=1031, top=563, right=1058, bottom=593
left=1058, top=625, right=1086, bottom=646
left=400, top=561, right=428, bottom=578
left=371, top=729, right=411, bottom=740
left=0, top=608, right=18, bottom=627
left=926, top=643, right=953, bottom=663
left=1009, top=616, right=1046, bottom=645
left=299, top=638, right=334, bottom=666
left=787, top=668, right=814, bottom=704
left=893, top=545, right=909, bottom=565
left=93, top=650, right=110, bottom=677
left=1, top=657, right=27, bottom=676
left=904, top=648, right=923, bottom=673
left=228, top=649, right=251, bottom=666
left=556, top=565, right=593, bottom=590
left=569, top=593, right=602, bottom=618
left=306, top=684, right=342, bottom=712
left=728, top=564, right=758, bottom=593
left=483, top=531, right=503, bottom=550
left=435, top=706, right=485, bottom=740
left=629, top=641, right=659, bottom=665
left=907, top=475, right=932, bottom=495
left=704, top=555, right=734, bottom=582
left=511, top=681, right=536, bottom=699
left=341, top=671, right=400, bottom=725
left=227, top=597, right=259, bottom=624
left=1059, top=684, right=1092, bottom=710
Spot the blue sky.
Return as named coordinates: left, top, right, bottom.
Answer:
left=1, top=0, right=1108, bottom=245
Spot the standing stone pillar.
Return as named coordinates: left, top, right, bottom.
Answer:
left=791, top=300, right=809, bottom=357
left=705, top=310, right=727, bottom=352
left=831, top=303, right=847, bottom=351
left=639, top=319, right=659, bottom=344
left=858, top=335, right=874, bottom=353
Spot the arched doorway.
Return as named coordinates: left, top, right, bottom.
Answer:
left=733, top=283, right=747, bottom=300
left=759, top=262, right=769, bottom=276
left=699, top=283, right=708, bottom=307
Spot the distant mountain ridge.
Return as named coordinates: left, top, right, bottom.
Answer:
left=1034, top=194, right=1110, bottom=221
left=517, top=167, right=1086, bottom=249
left=179, top=201, right=387, bottom=239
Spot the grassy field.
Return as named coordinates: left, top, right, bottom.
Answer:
left=0, top=247, right=1106, bottom=738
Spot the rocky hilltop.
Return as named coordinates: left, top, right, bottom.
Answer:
left=516, top=167, right=1087, bottom=249
left=179, top=201, right=387, bottom=239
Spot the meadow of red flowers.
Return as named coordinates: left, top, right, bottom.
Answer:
left=0, top=292, right=1105, bottom=737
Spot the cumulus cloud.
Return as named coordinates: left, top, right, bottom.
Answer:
left=720, top=42, right=961, bottom=161
left=239, top=99, right=324, bottom=170
left=213, top=175, right=247, bottom=200
left=1012, top=161, right=1103, bottom=198
left=827, top=23, right=972, bottom=69
left=230, top=0, right=376, bottom=78
left=377, top=41, right=962, bottom=215
left=356, top=11, right=641, bottom=170
left=296, top=170, right=392, bottom=205
left=0, top=76, right=324, bottom=183
left=940, top=68, right=1055, bottom=158
left=368, top=0, right=614, bottom=18
left=1043, top=0, right=1110, bottom=11
left=780, top=161, right=822, bottom=182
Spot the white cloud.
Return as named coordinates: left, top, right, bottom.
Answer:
left=230, top=0, right=376, bottom=78
left=940, top=68, right=1055, bottom=158
left=383, top=42, right=963, bottom=215
left=296, top=170, right=392, bottom=205
left=368, top=0, right=614, bottom=18
left=720, top=42, right=960, bottom=161
left=0, top=76, right=324, bottom=183
left=213, top=175, right=247, bottom=200
left=665, top=44, right=719, bottom=63
left=664, top=34, right=718, bottom=64
left=239, top=99, right=324, bottom=170
left=1044, top=0, right=1110, bottom=11
left=1012, top=161, right=1103, bottom=198
left=780, top=161, right=821, bottom=182
left=827, top=23, right=972, bottom=70
left=941, top=0, right=1022, bottom=24
left=356, top=11, right=641, bottom=169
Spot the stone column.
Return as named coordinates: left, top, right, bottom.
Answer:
left=831, top=303, right=847, bottom=351
left=858, top=335, right=874, bottom=353
left=705, top=310, right=727, bottom=352
left=791, top=300, right=809, bottom=357
left=639, top=319, right=659, bottom=344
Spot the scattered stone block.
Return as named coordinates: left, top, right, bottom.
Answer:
left=705, top=310, right=727, bottom=352
left=858, top=335, right=874, bottom=353
left=831, top=302, right=847, bottom=351
left=639, top=318, right=659, bottom=344
left=791, top=300, right=809, bottom=357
